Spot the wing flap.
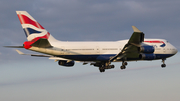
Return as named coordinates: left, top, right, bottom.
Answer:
left=49, top=57, right=73, bottom=62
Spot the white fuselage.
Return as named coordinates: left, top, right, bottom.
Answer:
left=28, top=38, right=177, bottom=62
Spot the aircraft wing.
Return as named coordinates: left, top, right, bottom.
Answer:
left=16, top=49, right=51, bottom=57
left=15, top=49, right=73, bottom=62
left=110, top=26, right=144, bottom=62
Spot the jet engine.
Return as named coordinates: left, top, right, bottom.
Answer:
left=139, top=46, right=155, bottom=53
left=58, top=60, right=75, bottom=67
left=139, top=53, right=156, bottom=60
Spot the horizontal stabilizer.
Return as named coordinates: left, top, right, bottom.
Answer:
left=16, top=49, right=24, bottom=55
left=4, top=46, right=24, bottom=48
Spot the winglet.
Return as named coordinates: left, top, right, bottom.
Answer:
left=132, top=26, right=141, bottom=32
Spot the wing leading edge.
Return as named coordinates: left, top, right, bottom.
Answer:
left=110, top=26, right=144, bottom=62
left=15, top=49, right=73, bottom=62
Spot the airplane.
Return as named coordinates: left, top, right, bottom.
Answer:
left=5, top=11, right=178, bottom=72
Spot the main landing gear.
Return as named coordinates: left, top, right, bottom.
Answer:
left=98, top=58, right=167, bottom=72
left=161, top=58, right=166, bottom=68
left=99, top=65, right=115, bottom=72
left=98, top=61, right=128, bottom=72
left=120, top=61, right=128, bottom=69
left=98, top=62, right=115, bottom=73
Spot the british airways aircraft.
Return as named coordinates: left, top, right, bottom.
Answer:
left=6, top=11, right=178, bottom=72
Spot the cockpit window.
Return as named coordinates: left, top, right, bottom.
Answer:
left=166, top=41, right=169, bottom=43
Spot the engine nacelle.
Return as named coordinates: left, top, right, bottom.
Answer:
left=139, top=46, right=155, bottom=53
left=58, top=60, right=75, bottom=67
left=139, top=53, right=156, bottom=60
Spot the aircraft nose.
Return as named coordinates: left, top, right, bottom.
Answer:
left=174, top=48, right=178, bottom=54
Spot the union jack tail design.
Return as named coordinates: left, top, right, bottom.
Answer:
left=16, top=11, right=57, bottom=42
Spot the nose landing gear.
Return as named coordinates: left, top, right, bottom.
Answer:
left=161, top=58, right=166, bottom=68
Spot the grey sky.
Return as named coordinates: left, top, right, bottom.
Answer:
left=0, top=1, right=180, bottom=101
left=0, top=0, right=180, bottom=63
left=0, top=53, right=180, bottom=101
left=0, top=1, right=180, bottom=100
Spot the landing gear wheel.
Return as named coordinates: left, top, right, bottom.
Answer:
left=99, top=67, right=105, bottom=72
left=120, top=65, right=126, bottom=69
left=161, top=64, right=166, bottom=68
left=123, top=62, right=128, bottom=66
left=161, top=59, right=166, bottom=68
left=121, top=61, right=127, bottom=70
left=111, top=65, right=115, bottom=68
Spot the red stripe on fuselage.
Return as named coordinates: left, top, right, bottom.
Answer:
left=144, top=41, right=165, bottom=44
left=23, top=32, right=50, bottom=49
left=17, top=14, right=44, bottom=29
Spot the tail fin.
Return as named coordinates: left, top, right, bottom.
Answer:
left=16, top=11, right=57, bottom=42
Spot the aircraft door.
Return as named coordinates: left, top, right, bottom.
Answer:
left=163, top=47, right=166, bottom=53
left=61, top=46, right=65, bottom=55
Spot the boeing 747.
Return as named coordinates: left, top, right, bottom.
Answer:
left=5, top=11, right=178, bottom=72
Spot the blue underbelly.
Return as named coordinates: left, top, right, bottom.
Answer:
left=57, top=54, right=174, bottom=61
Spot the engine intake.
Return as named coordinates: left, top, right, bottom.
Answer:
left=139, top=46, right=155, bottom=53
left=139, top=53, right=156, bottom=60
left=58, top=60, right=75, bottom=67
